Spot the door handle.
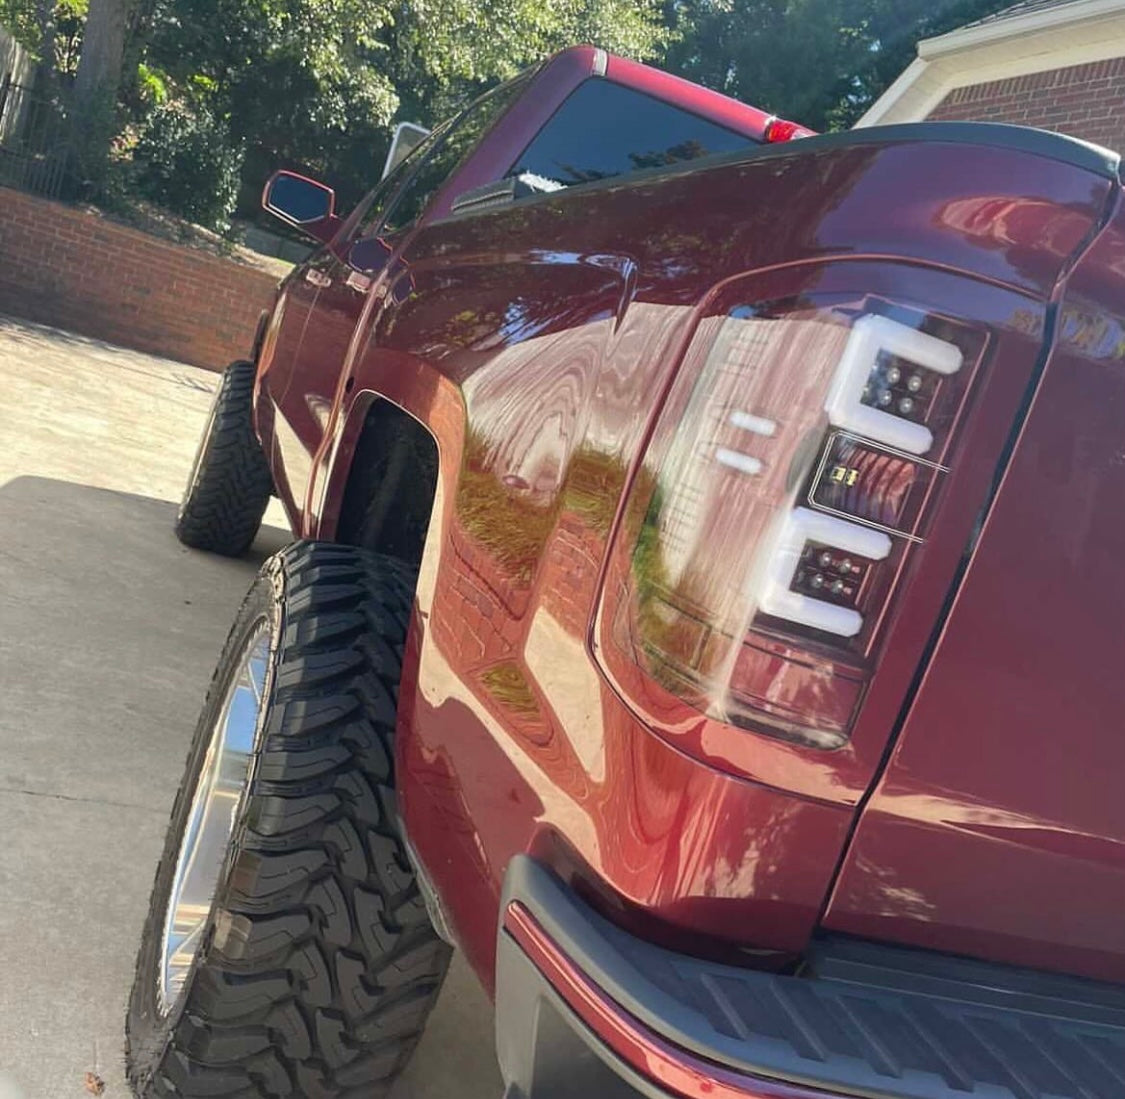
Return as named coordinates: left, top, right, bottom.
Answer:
left=304, top=269, right=332, bottom=288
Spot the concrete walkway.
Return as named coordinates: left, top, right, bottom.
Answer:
left=0, top=317, right=501, bottom=1098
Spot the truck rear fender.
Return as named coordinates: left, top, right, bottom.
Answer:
left=323, top=124, right=1122, bottom=976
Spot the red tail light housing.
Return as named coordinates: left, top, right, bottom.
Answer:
left=597, top=288, right=984, bottom=751
left=764, top=117, right=816, bottom=143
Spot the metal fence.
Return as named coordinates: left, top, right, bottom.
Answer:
left=0, top=77, right=73, bottom=200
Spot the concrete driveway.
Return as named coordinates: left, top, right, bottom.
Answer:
left=0, top=316, right=502, bottom=1098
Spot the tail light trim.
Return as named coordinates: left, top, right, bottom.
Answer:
left=595, top=264, right=990, bottom=767
left=824, top=314, right=964, bottom=457
left=759, top=508, right=891, bottom=638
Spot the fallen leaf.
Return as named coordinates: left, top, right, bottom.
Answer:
left=83, top=1072, right=105, bottom=1096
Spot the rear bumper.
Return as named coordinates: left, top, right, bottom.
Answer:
left=496, top=857, right=1125, bottom=1099
left=496, top=892, right=828, bottom=1099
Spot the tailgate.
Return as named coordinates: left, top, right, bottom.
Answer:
left=824, top=196, right=1125, bottom=984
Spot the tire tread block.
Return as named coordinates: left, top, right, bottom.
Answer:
left=127, top=545, right=452, bottom=1098
left=175, top=360, right=274, bottom=558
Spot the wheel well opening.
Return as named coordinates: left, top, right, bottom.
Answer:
left=335, top=399, right=439, bottom=568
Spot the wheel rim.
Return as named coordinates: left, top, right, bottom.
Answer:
left=158, top=621, right=270, bottom=1015
left=179, top=386, right=221, bottom=520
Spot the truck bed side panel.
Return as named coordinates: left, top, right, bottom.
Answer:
left=823, top=196, right=1125, bottom=984
left=342, top=133, right=1113, bottom=986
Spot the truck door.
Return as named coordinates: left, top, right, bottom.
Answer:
left=268, top=74, right=546, bottom=529
left=260, top=145, right=428, bottom=524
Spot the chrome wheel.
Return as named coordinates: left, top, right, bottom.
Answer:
left=157, top=622, right=270, bottom=1014
left=179, top=388, right=220, bottom=521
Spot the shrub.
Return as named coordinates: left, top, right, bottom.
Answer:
left=131, top=103, right=243, bottom=232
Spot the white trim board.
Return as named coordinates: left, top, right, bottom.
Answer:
left=857, top=1, right=1125, bottom=126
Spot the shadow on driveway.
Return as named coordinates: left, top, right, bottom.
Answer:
left=0, top=475, right=500, bottom=1099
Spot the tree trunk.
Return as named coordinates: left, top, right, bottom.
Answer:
left=74, top=0, right=131, bottom=103
left=71, top=0, right=132, bottom=187
left=36, top=0, right=55, bottom=81
left=121, top=0, right=157, bottom=110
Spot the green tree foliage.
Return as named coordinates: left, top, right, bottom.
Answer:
left=1, top=0, right=1019, bottom=230
left=132, top=100, right=243, bottom=228
left=828, top=0, right=1017, bottom=127
left=136, top=0, right=669, bottom=217
left=664, top=0, right=1015, bottom=131
left=141, top=0, right=399, bottom=213
left=0, top=0, right=44, bottom=49
left=0, top=0, right=86, bottom=72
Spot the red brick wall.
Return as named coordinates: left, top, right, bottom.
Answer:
left=0, top=186, right=280, bottom=369
left=928, top=57, right=1125, bottom=153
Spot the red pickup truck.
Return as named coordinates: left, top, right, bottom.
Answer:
left=126, top=45, right=1125, bottom=1099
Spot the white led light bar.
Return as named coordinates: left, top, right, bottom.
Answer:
left=759, top=508, right=892, bottom=637
left=729, top=410, right=777, bottom=436
left=716, top=448, right=763, bottom=475
left=824, top=315, right=963, bottom=456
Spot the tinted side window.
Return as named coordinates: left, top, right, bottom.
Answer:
left=509, top=79, right=755, bottom=190
left=352, top=130, right=443, bottom=239
left=383, top=74, right=531, bottom=233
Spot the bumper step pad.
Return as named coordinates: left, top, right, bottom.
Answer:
left=500, top=857, right=1125, bottom=1099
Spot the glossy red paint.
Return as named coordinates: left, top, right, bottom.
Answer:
left=264, top=44, right=795, bottom=539
left=504, top=901, right=845, bottom=1099
left=261, top=46, right=638, bottom=532
left=822, top=193, right=1125, bottom=984
left=382, top=140, right=1112, bottom=986
left=250, top=43, right=1124, bottom=1012
left=604, top=53, right=781, bottom=142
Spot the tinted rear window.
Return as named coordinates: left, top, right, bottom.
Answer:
left=508, top=79, right=755, bottom=190
left=383, top=72, right=533, bottom=232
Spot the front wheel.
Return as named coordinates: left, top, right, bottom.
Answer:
left=127, top=543, right=451, bottom=1098
left=176, top=360, right=274, bottom=557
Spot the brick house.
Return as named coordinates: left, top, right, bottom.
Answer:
left=857, top=0, right=1125, bottom=153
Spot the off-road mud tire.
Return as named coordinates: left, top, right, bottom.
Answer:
left=126, top=542, right=451, bottom=1098
left=176, top=359, right=274, bottom=557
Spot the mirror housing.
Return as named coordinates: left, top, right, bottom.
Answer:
left=262, top=171, right=340, bottom=243
left=381, top=122, right=429, bottom=180
left=347, top=235, right=394, bottom=275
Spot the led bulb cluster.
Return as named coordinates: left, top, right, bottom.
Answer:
left=824, top=315, right=962, bottom=457
left=862, top=352, right=932, bottom=423
left=759, top=315, right=962, bottom=638
left=759, top=508, right=890, bottom=638
left=794, top=544, right=866, bottom=605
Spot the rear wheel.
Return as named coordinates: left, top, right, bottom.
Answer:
left=176, top=360, right=274, bottom=557
left=127, top=543, right=451, bottom=1098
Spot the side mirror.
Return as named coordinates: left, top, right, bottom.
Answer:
left=381, top=122, right=429, bottom=180
left=262, top=171, right=339, bottom=243
left=347, top=235, right=393, bottom=275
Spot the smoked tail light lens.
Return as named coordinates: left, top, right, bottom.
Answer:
left=603, top=297, right=982, bottom=749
